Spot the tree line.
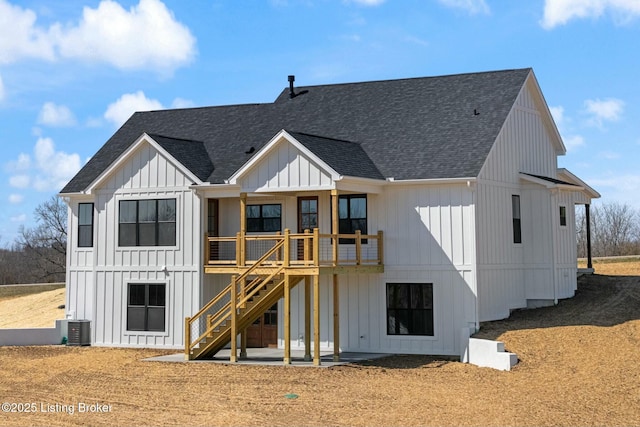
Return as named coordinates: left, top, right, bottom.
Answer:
left=576, top=202, right=640, bottom=258
left=0, top=197, right=66, bottom=285
left=0, top=197, right=638, bottom=285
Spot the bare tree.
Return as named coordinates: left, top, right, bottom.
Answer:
left=15, top=196, right=67, bottom=282
left=577, top=202, right=640, bottom=258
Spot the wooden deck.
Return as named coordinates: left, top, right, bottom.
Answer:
left=203, top=229, right=384, bottom=275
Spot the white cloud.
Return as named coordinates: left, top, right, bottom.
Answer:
left=32, top=137, right=81, bottom=191
left=6, top=153, right=30, bottom=172
left=37, top=102, right=77, bottom=127
left=564, top=135, right=585, bottom=151
left=7, top=137, right=81, bottom=192
left=9, top=174, right=30, bottom=188
left=171, top=97, right=195, bottom=109
left=541, top=0, right=640, bottom=29
left=347, top=0, right=386, bottom=5
left=0, top=0, right=196, bottom=74
left=8, top=194, right=23, bottom=204
left=549, top=105, right=565, bottom=126
left=584, top=98, right=624, bottom=127
left=10, top=214, right=27, bottom=223
left=438, top=0, right=490, bottom=14
left=550, top=105, right=584, bottom=151
left=0, top=0, right=55, bottom=64
left=599, top=151, right=620, bottom=160
left=104, top=91, right=164, bottom=127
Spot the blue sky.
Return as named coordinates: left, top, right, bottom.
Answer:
left=0, top=0, right=639, bottom=244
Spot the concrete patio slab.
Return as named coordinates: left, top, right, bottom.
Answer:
left=144, top=348, right=391, bottom=368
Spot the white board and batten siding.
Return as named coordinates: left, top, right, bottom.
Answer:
left=66, top=201, right=94, bottom=321
left=240, top=140, right=334, bottom=193
left=68, top=142, right=202, bottom=348
left=284, top=183, right=478, bottom=356
left=476, top=79, right=577, bottom=321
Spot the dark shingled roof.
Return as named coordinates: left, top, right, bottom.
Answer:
left=288, top=131, right=384, bottom=180
left=149, top=134, right=214, bottom=182
left=61, top=68, right=532, bottom=193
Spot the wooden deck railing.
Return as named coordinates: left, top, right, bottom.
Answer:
left=205, top=229, right=383, bottom=267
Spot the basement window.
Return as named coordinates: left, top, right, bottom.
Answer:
left=127, top=283, right=166, bottom=332
left=386, top=283, right=434, bottom=336
left=559, top=206, right=567, bottom=227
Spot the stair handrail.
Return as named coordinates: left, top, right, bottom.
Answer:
left=237, top=266, right=285, bottom=308
left=187, top=237, right=286, bottom=353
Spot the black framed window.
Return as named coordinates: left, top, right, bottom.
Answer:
left=512, top=195, right=522, bottom=244
left=127, top=283, right=166, bottom=332
left=246, top=204, right=281, bottom=232
left=338, top=194, right=367, bottom=244
left=559, top=206, right=567, bottom=227
left=119, top=199, right=176, bottom=246
left=387, top=283, right=433, bottom=336
left=78, top=203, right=94, bottom=248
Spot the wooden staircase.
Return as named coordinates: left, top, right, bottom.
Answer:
left=186, top=240, right=303, bottom=360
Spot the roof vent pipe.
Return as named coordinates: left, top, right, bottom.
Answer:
left=288, top=75, right=296, bottom=99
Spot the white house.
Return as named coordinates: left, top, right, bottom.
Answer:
left=60, top=68, right=598, bottom=364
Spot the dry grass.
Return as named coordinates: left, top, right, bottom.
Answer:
left=578, top=257, right=640, bottom=276
left=0, top=288, right=65, bottom=328
left=0, top=264, right=639, bottom=426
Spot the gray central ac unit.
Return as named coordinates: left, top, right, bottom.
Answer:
left=67, top=320, right=91, bottom=346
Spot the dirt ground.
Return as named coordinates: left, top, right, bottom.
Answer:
left=0, top=266, right=639, bottom=426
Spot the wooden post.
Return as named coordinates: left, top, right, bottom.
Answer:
left=240, top=330, right=247, bottom=359
left=304, top=229, right=311, bottom=266
left=313, top=274, right=321, bottom=366
left=230, top=275, right=238, bottom=363
left=304, top=276, right=311, bottom=361
left=331, top=190, right=339, bottom=265
left=204, top=232, right=210, bottom=265
left=313, top=228, right=320, bottom=267
left=586, top=204, right=593, bottom=269
left=355, top=230, right=362, bottom=265
left=240, top=193, right=247, bottom=267
left=377, top=230, right=384, bottom=265
left=240, top=277, right=247, bottom=359
left=235, top=232, right=241, bottom=266
left=284, top=275, right=291, bottom=364
left=283, top=229, right=290, bottom=267
left=333, top=274, right=340, bottom=362
left=184, top=317, right=191, bottom=360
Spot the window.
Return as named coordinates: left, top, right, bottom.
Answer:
left=119, top=199, right=176, bottom=247
left=386, top=283, right=433, bottom=336
left=559, top=206, right=567, bottom=227
left=246, top=204, right=281, bottom=232
left=512, top=195, right=521, bottom=244
left=127, top=283, right=166, bottom=332
left=338, top=194, right=367, bottom=243
left=78, top=203, right=94, bottom=248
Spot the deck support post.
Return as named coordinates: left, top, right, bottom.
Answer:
left=284, top=274, right=291, bottom=364
left=230, top=275, right=238, bottom=363
left=239, top=193, right=247, bottom=267
left=313, top=273, right=321, bottom=366
left=331, top=190, right=339, bottom=265
left=333, top=274, right=340, bottom=362
left=304, top=276, right=312, bottom=361
left=586, top=204, right=593, bottom=269
left=184, top=316, right=191, bottom=360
